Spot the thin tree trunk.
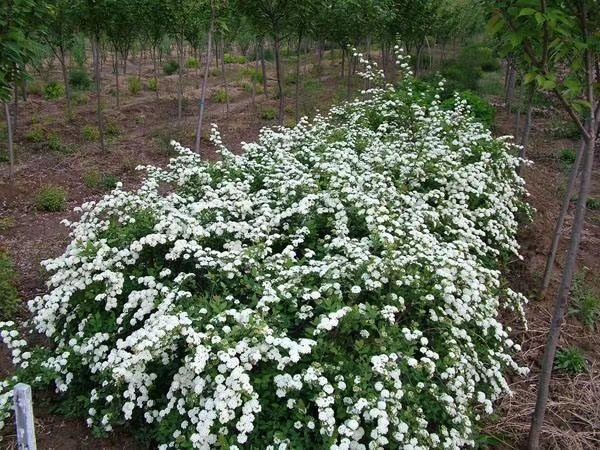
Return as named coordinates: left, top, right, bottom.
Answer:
left=528, top=121, right=597, bottom=449
left=295, top=34, right=302, bottom=123
left=177, top=38, right=184, bottom=121
left=59, top=47, right=72, bottom=118
left=517, top=86, right=535, bottom=175
left=540, top=137, right=585, bottom=298
left=4, top=102, right=14, bottom=179
left=317, top=40, right=323, bottom=77
left=273, top=36, right=284, bottom=126
left=415, top=44, right=423, bottom=77
left=13, top=83, right=18, bottom=132
left=93, top=36, right=106, bottom=152
left=113, top=47, right=120, bottom=109
left=195, top=47, right=200, bottom=89
left=528, top=25, right=598, bottom=443
left=152, top=46, right=159, bottom=99
left=260, top=41, right=267, bottom=97
left=220, top=34, right=230, bottom=115
left=381, top=42, right=387, bottom=79
left=505, top=60, right=517, bottom=112
left=194, top=9, right=214, bottom=155
left=251, top=44, right=258, bottom=107
left=341, top=49, right=345, bottom=79
left=346, top=51, right=352, bottom=100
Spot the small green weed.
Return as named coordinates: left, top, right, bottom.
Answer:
left=186, top=58, right=199, bottom=69
left=44, top=82, right=65, bottom=100
left=552, top=121, right=581, bottom=139
left=213, top=89, right=228, bottom=103
left=555, top=347, right=587, bottom=374
left=84, top=170, right=119, bottom=191
left=83, top=125, right=100, bottom=142
left=25, top=125, right=46, bottom=143
left=36, top=186, right=68, bottom=212
left=559, top=148, right=576, bottom=168
left=148, top=78, right=159, bottom=92
left=0, top=250, right=20, bottom=319
left=223, top=54, right=247, bottom=64
left=128, top=77, right=142, bottom=95
left=72, top=92, right=89, bottom=105
left=586, top=198, right=600, bottom=210
left=163, top=60, right=179, bottom=75
left=69, top=68, right=92, bottom=90
left=570, top=274, right=600, bottom=329
left=261, top=108, right=277, bottom=121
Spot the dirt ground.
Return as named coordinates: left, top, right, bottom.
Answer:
left=0, top=52, right=599, bottom=449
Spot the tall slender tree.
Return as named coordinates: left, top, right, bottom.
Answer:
left=490, top=2, right=600, bottom=448
left=1, top=0, right=44, bottom=177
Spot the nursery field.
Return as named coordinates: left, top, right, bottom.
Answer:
left=1, top=2, right=600, bottom=449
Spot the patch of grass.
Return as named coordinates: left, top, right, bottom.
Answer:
left=163, top=60, right=179, bottom=76
left=186, top=58, right=199, bottom=69
left=148, top=78, right=159, bottom=92
left=223, top=54, right=247, bottom=64
left=106, top=121, right=120, bottom=138
left=476, top=70, right=504, bottom=97
left=47, top=133, right=70, bottom=153
left=555, top=347, right=587, bottom=374
left=84, top=170, right=119, bottom=191
left=240, top=67, right=263, bottom=84
left=303, top=79, right=322, bottom=94
left=128, top=77, right=142, bottom=95
left=261, top=108, right=277, bottom=121
left=213, top=89, right=229, bottom=103
left=285, top=73, right=298, bottom=86
left=44, top=82, right=65, bottom=100
left=242, top=82, right=254, bottom=94
left=83, top=125, right=100, bottom=142
left=35, top=186, right=68, bottom=212
left=586, top=198, right=600, bottom=210
left=69, top=68, right=92, bottom=90
left=25, top=125, right=46, bottom=143
left=0, top=250, right=20, bottom=319
left=72, top=92, right=89, bottom=105
left=552, top=120, right=581, bottom=139
left=28, top=80, right=44, bottom=96
left=0, top=217, right=16, bottom=232
left=559, top=148, right=577, bottom=169
left=570, top=274, right=600, bottom=329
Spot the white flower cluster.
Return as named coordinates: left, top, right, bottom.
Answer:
left=0, top=58, right=529, bottom=449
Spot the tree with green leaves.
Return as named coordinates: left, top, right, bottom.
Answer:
left=489, top=2, right=599, bottom=448
left=42, top=0, right=76, bottom=117
left=72, top=0, right=110, bottom=152
left=105, top=0, right=138, bottom=109
left=139, top=0, right=168, bottom=99
left=1, top=0, right=44, bottom=177
left=194, top=0, right=215, bottom=154
left=237, top=0, right=298, bottom=125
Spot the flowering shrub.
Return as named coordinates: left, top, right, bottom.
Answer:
left=1, top=55, right=529, bottom=449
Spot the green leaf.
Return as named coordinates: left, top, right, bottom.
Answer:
left=518, top=8, right=537, bottom=17
left=524, top=72, right=537, bottom=85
